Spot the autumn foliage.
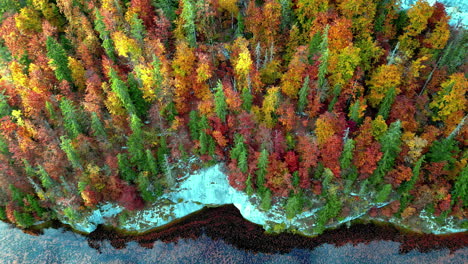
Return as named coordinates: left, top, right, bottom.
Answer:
left=0, top=0, right=466, bottom=229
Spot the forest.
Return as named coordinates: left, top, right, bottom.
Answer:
left=0, top=0, right=466, bottom=233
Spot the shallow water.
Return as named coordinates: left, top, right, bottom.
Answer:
left=1, top=220, right=467, bottom=264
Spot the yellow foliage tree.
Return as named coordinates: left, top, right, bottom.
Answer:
left=112, top=31, right=142, bottom=60
left=315, top=114, right=335, bottom=145
left=367, top=64, right=402, bottom=107
left=68, top=57, right=86, bottom=91
left=15, top=7, right=42, bottom=33
left=429, top=73, right=467, bottom=121
left=261, top=86, right=280, bottom=128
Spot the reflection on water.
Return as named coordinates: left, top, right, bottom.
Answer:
left=1, top=221, right=467, bottom=264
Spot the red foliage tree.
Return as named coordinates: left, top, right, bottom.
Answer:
left=320, top=135, right=343, bottom=177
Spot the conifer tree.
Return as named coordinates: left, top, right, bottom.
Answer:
left=214, top=81, right=227, bottom=122
left=297, top=75, right=310, bottom=113
left=37, top=165, right=53, bottom=189
left=452, top=164, right=467, bottom=206
left=260, top=189, right=272, bottom=211
left=256, top=149, right=269, bottom=195
left=90, top=112, right=106, bottom=139
left=59, top=98, right=82, bottom=139
left=377, top=87, right=397, bottom=120
left=94, top=9, right=116, bottom=61
left=46, top=37, right=73, bottom=83
left=179, top=0, right=196, bottom=47
left=318, top=25, right=329, bottom=97
left=371, top=121, right=402, bottom=185
left=109, top=69, right=137, bottom=115
left=128, top=114, right=145, bottom=164
left=60, top=136, right=81, bottom=170
left=426, top=137, right=460, bottom=169
left=340, top=139, right=355, bottom=173
left=118, top=153, right=137, bottom=183
left=188, top=110, right=200, bottom=141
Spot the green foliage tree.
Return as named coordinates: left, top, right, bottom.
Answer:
left=37, top=165, right=53, bottom=189
left=214, top=81, right=228, bottom=122
left=13, top=210, right=34, bottom=228
left=375, top=184, right=392, bottom=203
left=371, top=121, right=402, bottom=185
left=59, top=98, right=82, bottom=139
left=0, top=206, right=6, bottom=220
left=451, top=164, right=467, bottom=207
left=180, top=0, right=197, bottom=47
left=109, top=69, right=137, bottom=115
left=188, top=110, right=200, bottom=141
left=256, top=149, right=269, bottom=195
left=127, top=73, right=150, bottom=119
left=118, top=153, right=136, bottom=183
left=230, top=134, right=248, bottom=173
left=90, top=112, right=106, bottom=139
left=377, top=87, right=396, bottom=120
left=46, top=37, right=73, bottom=83
left=340, top=139, right=355, bottom=174
left=426, top=137, right=460, bottom=170
left=297, top=75, right=310, bottom=113
left=285, top=192, right=303, bottom=219
left=260, top=189, right=272, bottom=211
left=94, top=9, right=116, bottom=61
left=60, top=136, right=81, bottom=169
left=318, top=25, right=329, bottom=99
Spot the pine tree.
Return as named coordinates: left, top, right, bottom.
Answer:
left=256, top=149, right=269, bottom=195
left=180, top=0, right=197, bottom=47
left=188, top=110, right=200, bottom=141
left=214, top=81, right=228, bottom=122
left=245, top=174, right=254, bottom=196
left=451, top=164, right=467, bottom=206
left=94, top=9, right=116, bottom=61
left=285, top=193, right=303, bottom=219
left=128, top=114, right=145, bottom=164
left=59, top=98, right=82, bottom=139
left=297, top=75, right=310, bottom=113
left=375, top=184, right=392, bottom=203
left=129, top=13, right=146, bottom=44
left=127, top=72, right=150, bottom=119
left=318, top=25, right=329, bottom=99
left=260, top=189, right=272, bottom=211
left=378, top=87, right=397, bottom=120
left=109, top=69, right=137, bottom=115
left=118, top=153, right=137, bottom=183
left=340, top=139, right=355, bottom=173
left=60, top=136, right=81, bottom=170
left=426, top=137, right=460, bottom=169
left=90, top=112, right=106, bottom=139
left=13, top=211, right=34, bottom=228
left=46, top=37, right=73, bottom=83
left=371, top=121, right=402, bottom=185
left=0, top=91, right=11, bottom=118
left=37, top=165, right=53, bottom=189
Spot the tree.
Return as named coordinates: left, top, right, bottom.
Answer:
left=128, top=114, right=145, bottom=164
left=367, top=64, right=402, bottom=108
left=46, top=37, right=73, bottom=83
left=60, top=136, right=81, bottom=170
left=256, top=148, right=269, bottom=195
left=371, top=121, right=402, bottom=185
left=214, top=81, right=227, bottom=122
left=94, top=8, right=116, bottom=61
left=59, top=98, right=82, bottom=139
left=175, top=0, right=196, bottom=47
left=297, top=76, right=310, bottom=113
left=429, top=73, right=467, bottom=122
left=109, top=68, right=137, bottom=115
left=230, top=134, right=248, bottom=174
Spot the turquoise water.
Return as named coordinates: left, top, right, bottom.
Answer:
left=1, top=222, right=467, bottom=264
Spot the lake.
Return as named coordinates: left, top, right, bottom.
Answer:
left=1, top=205, right=467, bottom=264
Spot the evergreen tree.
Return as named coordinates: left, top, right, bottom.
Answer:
left=260, top=189, right=272, bottom=211
left=371, top=121, right=402, bottom=185
left=318, top=25, right=329, bottom=100
left=214, top=81, right=228, bottom=122
left=109, top=69, right=137, bottom=115
left=297, top=75, right=310, bottom=113
left=59, top=98, right=82, bottom=139
left=245, top=174, right=254, bottom=196
left=37, top=165, right=53, bottom=189
left=285, top=192, right=303, bottom=219
left=241, top=88, right=253, bottom=112
left=13, top=211, right=34, bottom=228
left=230, top=134, right=248, bottom=172
left=128, top=115, right=145, bottom=164
left=60, top=136, right=81, bottom=170
left=0, top=206, right=6, bottom=220
left=0, top=91, right=11, bottom=118
left=180, top=0, right=197, bottom=47
left=340, top=139, right=355, bottom=173
left=188, top=110, right=200, bottom=141
left=377, top=87, right=396, bottom=120
left=127, top=73, right=150, bottom=119
left=9, top=184, right=24, bottom=206
left=130, top=14, right=146, bottom=44
left=426, top=137, right=460, bottom=170
left=256, top=148, right=269, bottom=195
left=145, top=149, right=159, bottom=176
left=117, top=153, right=136, bottom=183
left=452, top=164, right=467, bottom=206
left=375, top=184, right=392, bottom=203
left=46, top=37, right=73, bottom=83
left=94, top=9, right=116, bottom=61
left=90, top=112, right=106, bottom=139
